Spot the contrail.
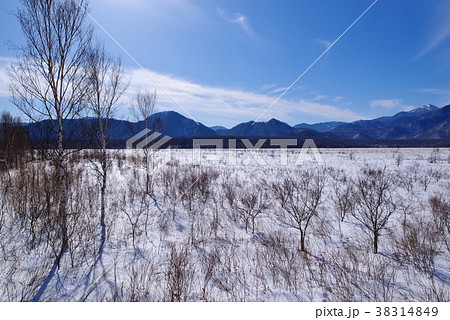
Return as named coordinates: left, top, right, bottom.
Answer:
left=253, top=0, right=379, bottom=124
left=73, top=0, right=199, bottom=125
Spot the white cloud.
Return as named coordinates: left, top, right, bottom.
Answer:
left=0, top=55, right=364, bottom=126
left=269, top=86, right=290, bottom=95
left=125, top=67, right=364, bottom=126
left=370, top=99, right=402, bottom=110
left=255, top=84, right=276, bottom=93
left=415, top=1, right=450, bottom=59
left=401, top=105, right=415, bottom=112
left=312, top=95, right=328, bottom=102
left=233, top=14, right=256, bottom=39
left=217, top=7, right=258, bottom=40
left=419, top=88, right=450, bottom=96
left=0, top=57, right=13, bottom=97
left=316, top=39, right=332, bottom=48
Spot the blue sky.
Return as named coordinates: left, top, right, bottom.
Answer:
left=1, top=0, right=450, bottom=127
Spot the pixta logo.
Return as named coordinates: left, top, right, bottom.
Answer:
left=126, top=129, right=172, bottom=173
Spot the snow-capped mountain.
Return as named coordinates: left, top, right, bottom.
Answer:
left=330, top=104, right=448, bottom=140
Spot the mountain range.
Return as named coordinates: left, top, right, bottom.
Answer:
left=329, top=104, right=449, bottom=140
left=24, top=104, right=450, bottom=147
left=210, top=104, right=449, bottom=140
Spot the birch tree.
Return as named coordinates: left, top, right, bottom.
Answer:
left=133, top=90, right=158, bottom=193
left=8, top=0, right=92, bottom=266
left=86, top=44, right=127, bottom=255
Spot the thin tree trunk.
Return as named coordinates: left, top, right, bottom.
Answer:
left=57, top=123, right=68, bottom=266
left=149, top=156, right=154, bottom=193
left=144, top=118, right=152, bottom=194
left=251, top=217, right=255, bottom=234
left=99, top=146, right=107, bottom=256
left=373, top=232, right=378, bottom=254
left=300, top=230, right=306, bottom=252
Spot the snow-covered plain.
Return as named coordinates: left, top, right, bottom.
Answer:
left=0, top=147, right=449, bottom=301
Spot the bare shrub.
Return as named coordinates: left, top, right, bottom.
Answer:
left=0, top=173, right=7, bottom=234
left=177, top=166, right=218, bottom=212
left=178, top=166, right=201, bottom=212
left=407, top=163, right=421, bottom=183
left=234, top=182, right=269, bottom=233
left=428, top=148, right=440, bottom=164
left=395, top=152, right=403, bottom=167
left=414, top=277, right=449, bottom=302
left=8, top=162, right=60, bottom=253
left=429, top=194, right=449, bottom=252
left=419, top=168, right=434, bottom=191
left=395, top=215, right=441, bottom=276
left=212, top=243, right=244, bottom=301
left=402, top=269, right=449, bottom=302
left=312, top=245, right=397, bottom=301
left=272, top=169, right=326, bottom=252
left=221, top=180, right=239, bottom=223
left=430, top=169, right=443, bottom=183
left=0, top=112, right=29, bottom=169
left=164, top=244, right=194, bottom=302
left=197, top=246, right=220, bottom=301
left=332, top=170, right=355, bottom=223
left=158, top=162, right=180, bottom=219
left=352, top=166, right=396, bottom=254
left=122, top=195, right=153, bottom=250
left=188, top=211, right=213, bottom=246
left=259, top=231, right=306, bottom=294
left=125, top=257, right=160, bottom=301
left=397, top=170, right=414, bottom=193
left=64, top=165, right=99, bottom=268
left=0, top=254, right=53, bottom=301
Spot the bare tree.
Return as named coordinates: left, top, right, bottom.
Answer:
left=86, top=44, right=127, bottom=257
left=134, top=90, right=157, bottom=131
left=272, top=169, right=325, bottom=252
left=234, top=184, right=269, bottom=234
left=332, top=170, right=355, bottom=223
left=0, top=112, right=29, bottom=169
left=8, top=0, right=92, bottom=271
left=352, top=167, right=397, bottom=254
left=133, top=90, right=158, bottom=193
